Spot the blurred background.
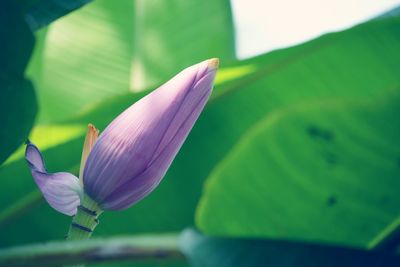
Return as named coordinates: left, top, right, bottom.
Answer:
left=233, top=0, right=400, bottom=57
left=0, top=0, right=400, bottom=266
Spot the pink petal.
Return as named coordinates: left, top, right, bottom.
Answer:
left=25, top=142, right=82, bottom=216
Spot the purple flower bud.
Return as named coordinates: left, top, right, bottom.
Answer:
left=84, top=58, right=219, bottom=210
left=25, top=59, right=219, bottom=215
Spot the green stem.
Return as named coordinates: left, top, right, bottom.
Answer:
left=0, top=234, right=183, bottom=266
left=65, top=194, right=102, bottom=267
left=67, top=194, right=103, bottom=241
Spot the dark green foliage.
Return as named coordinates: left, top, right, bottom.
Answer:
left=180, top=229, right=400, bottom=267
left=0, top=1, right=37, bottom=165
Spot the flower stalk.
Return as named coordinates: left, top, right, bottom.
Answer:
left=66, top=194, right=102, bottom=241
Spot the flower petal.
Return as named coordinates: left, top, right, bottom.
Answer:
left=79, top=124, right=99, bottom=182
left=25, top=142, right=82, bottom=216
left=83, top=58, right=218, bottom=209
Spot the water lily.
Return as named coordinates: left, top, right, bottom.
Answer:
left=25, top=58, right=219, bottom=239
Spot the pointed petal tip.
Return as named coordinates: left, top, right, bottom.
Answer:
left=207, top=58, right=219, bottom=71
left=80, top=123, right=100, bottom=180
left=25, top=141, right=46, bottom=173
left=25, top=141, right=36, bottom=158
left=87, top=123, right=100, bottom=135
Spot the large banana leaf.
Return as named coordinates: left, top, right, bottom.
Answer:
left=196, top=91, right=400, bottom=247
left=31, top=0, right=235, bottom=122
left=130, top=0, right=235, bottom=91
left=29, top=0, right=134, bottom=123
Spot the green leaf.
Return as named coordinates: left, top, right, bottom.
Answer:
left=16, top=0, right=94, bottom=31
left=0, top=1, right=37, bottom=165
left=180, top=229, right=400, bottom=267
left=196, top=92, right=400, bottom=247
left=0, top=1, right=34, bottom=77
left=1, top=17, right=400, bottom=248
left=32, top=0, right=235, bottom=122
left=131, top=0, right=235, bottom=91
left=30, top=0, right=134, bottom=122
left=0, top=79, right=37, bottom=166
